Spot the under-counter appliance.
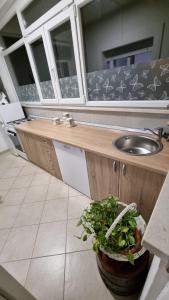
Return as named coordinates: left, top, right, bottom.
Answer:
left=0, top=103, right=29, bottom=159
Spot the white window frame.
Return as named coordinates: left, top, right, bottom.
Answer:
left=17, top=0, right=73, bottom=37
left=25, top=26, right=59, bottom=104
left=2, top=38, right=41, bottom=105
left=75, top=0, right=169, bottom=108
left=43, top=5, right=85, bottom=104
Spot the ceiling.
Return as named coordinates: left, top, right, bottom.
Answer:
left=0, top=0, right=16, bottom=21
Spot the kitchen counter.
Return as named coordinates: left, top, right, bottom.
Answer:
left=16, top=119, right=169, bottom=175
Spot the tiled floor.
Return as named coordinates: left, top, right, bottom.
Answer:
left=0, top=151, right=138, bottom=300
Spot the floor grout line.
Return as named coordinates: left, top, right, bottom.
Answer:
left=24, top=180, right=51, bottom=287
left=0, top=248, right=93, bottom=265
left=63, top=186, right=70, bottom=300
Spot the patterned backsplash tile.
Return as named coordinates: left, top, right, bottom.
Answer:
left=18, top=57, right=169, bottom=102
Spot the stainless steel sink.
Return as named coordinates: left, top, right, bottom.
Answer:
left=113, top=135, right=163, bottom=156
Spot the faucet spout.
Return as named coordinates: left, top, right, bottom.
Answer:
left=144, top=127, right=163, bottom=142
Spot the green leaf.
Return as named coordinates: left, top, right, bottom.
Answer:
left=118, top=239, right=126, bottom=247
left=82, top=234, right=88, bottom=241
left=128, top=219, right=136, bottom=229
left=127, top=251, right=135, bottom=265
left=77, top=219, right=82, bottom=226
left=121, top=226, right=129, bottom=233
left=74, top=235, right=81, bottom=240
left=93, top=240, right=99, bottom=252
left=128, top=235, right=135, bottom=245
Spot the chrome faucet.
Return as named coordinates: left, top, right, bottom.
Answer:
left=144, top=127, right=164, bottom=142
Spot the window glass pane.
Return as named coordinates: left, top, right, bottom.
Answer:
left=0, top=77, right=9, bottom=103
left=81, top=0, right=169, bottom=101
left=0, top=15, right=22, bottom=49
left=5, top=45, right=39, bottom=102
left=22, top=0, right=61, bottom=28
left=31, top=38, right=55, bottom=99
left=50, top=21, right=79, bottom=99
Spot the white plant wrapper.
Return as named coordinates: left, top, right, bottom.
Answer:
left=99, top=202, right=147, bottom=261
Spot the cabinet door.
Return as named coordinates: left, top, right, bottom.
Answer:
left=17, top=130, right=62, bottom=179
left=85, top=151, right=119, bottom=201
left=119, top=163, right=165, bottom=222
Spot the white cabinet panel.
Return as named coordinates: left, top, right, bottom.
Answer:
left=53, top=141, right=90, bottom=197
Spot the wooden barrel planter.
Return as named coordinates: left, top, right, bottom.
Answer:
left=96, top=250, right=149, bottom=296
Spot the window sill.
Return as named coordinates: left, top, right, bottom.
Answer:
left=22, top=103, right=169, bottom=115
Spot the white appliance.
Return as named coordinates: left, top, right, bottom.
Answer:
left=53, top=141, right=91, bottom=197
left=0, top=102, right=25, bottom=124
left=0, top=102, right=28, bottom=159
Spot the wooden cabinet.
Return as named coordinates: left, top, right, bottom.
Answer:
left=17, top=128, right=165, bottom=222
left=17, top=130, right=62, bottom=179
left=85, top=151, right=120, bottom=200
left=119, top=163, right=165, bottom=222
left=85, top=151, right=165, bottom=222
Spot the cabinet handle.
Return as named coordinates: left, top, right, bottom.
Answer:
left=113, top=161, right=117, bottom=172
left=63, top=144, right=71, bottom=150
left=122, top=164, right=126, bottom=176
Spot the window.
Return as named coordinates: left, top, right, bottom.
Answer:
left=22, top=0, right=61, bottom=28
left=5, top=45, right=39, bottom=102
left=50, top=21, right=80, bottom=99
left=79, top=0, right=169, bottom=102
left=30, top=37, right=55, bottom=99
left=0, top=15, right=22, bottom=49
left=103, top=39, right=153, bottom=69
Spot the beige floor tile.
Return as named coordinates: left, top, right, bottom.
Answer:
left=11, top=158, right=28, bottom=168
left=50, top=176, right=60, bottom=184
left=0, top=225, right=38, bottom=262
left=47, top=182, right=68, bottom=200
left=68, top=195, right=91, bottom=219
left=33, top=221, right=66, bottom=257
left=2, top=260, right=30, bottom=286
left=0, top=178, right=15, bottom=190
left=64, top=250, right=113, bottom=300
left=12, top=175, right=34, bottom=189
left=0, top=167, right=23, bottom=179
left=0, top=190, right=8, bottom=203
left=0, top=205, right=20, bottom=229
left=2, top=188, right=28, bottom=206
left=14, top=202, right=44, bottom=227
left=20, top=164, right=44, bottom=176
left=0, top=161, right=15, bottom=171
left=66, top=218, right=92, bottom=253
left=31, top=173, right=51, bottom=186
left=69, top=186, right=82, bottom=197
left=24, top=185, right=49, bottom=203
left=25, top=255, right=65, bottom=300
left=0, top=229, right=10, bottom=252
left=41, top=199, right=68, bottom=223
left=19, top=165, right=37, bottom=176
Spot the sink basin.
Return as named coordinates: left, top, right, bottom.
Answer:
left=114, top=135, right=163, bottom=156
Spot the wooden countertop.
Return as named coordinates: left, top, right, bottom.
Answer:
left=16, top=120, right=169, bottom=175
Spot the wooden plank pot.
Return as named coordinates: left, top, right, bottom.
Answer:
left=96, top=250, right=149, bottom=296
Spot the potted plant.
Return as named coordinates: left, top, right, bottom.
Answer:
left=77, top=195, right=149, bottom=296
